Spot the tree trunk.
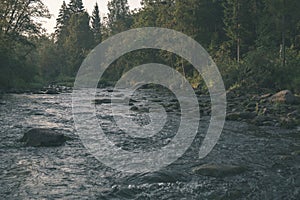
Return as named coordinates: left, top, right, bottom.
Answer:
left=236, top=0, right=240, bottom=63
left=282, top=15, right=286, bottom=68
left=237, top=37, right=240, bottom=63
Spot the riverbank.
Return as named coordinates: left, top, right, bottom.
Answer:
left=1, top=85, right=299, bottom=130
left=225, top=89, right=300, bottom=129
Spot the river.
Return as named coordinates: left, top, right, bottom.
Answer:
left=0, top=88, right=299, bottom=199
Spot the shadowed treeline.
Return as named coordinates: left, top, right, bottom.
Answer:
left=1, top=0, right=300, bottom=93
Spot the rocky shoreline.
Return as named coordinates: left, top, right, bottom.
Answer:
left=2, top=86, right=299, bottom=130
left=0, top=84, right=73, bottom=95
left=225, top=89, right=300, bottom=129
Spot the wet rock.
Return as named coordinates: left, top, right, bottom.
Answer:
left=94, top=99, right=111, bottom=104
left=58, top=86, right=72, bottom=93
left=260, top=93, right=272, bottom=99
left=135, top=170, right=191, bottom=184
left=33, top=90, right=46, bottom=94
left=246, top=102, right=257, bottom=112
left=130, top=106, right=139, bottom=111
left=165, top=102, right=180, bottom=110
left=226, top=113, right=240, bottom=120
left=193, top=164, right=246, bottom=177
left=130, top=106, right=149, bottom=113
left=226, top=112, right=257, bottom=121
left=291, top=150, right=300, bottom=156
left=150, top=98, right=163, bottom=103
left=45, top=88, right=60, bottom=94
left=287, top=110, right=299, bottom=119
left=20, top=128, right=68, bottom=147
left=270, top=90, right=296, bottom=104
left=128, top=98, right=138, bottom=103
left=252, top=115, right=276, bottom=126
left=106, top=88, right=114, bottom=93
left=42, top=85, right=73, bottom=94
left=279, top=117, right=299, bottom=129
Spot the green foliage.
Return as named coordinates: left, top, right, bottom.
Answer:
left=0, top=0, right=50, bottom=37
left=63, top=12, right=94, bottom=76
left=0, top=0, right=300, bottom=93
left=0, top=0, right=50, bottom=89
left=54, top=2, right=94, bottom=77
left=107, top=0, right=132, bottom=34
left=222, top=0, right=258, bottom=62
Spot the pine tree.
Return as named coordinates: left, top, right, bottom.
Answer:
left=63, top=12, right=94, bottom=75
left=55, top=1, right=70, bottom=42
left=68, top=0, right=84, bottom=13
left=91, top=3, right=102, bottom=44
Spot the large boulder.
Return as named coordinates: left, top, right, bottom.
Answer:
left=20, top=128, right=68, bottom=147
left=193, top=164, right=246, bottom=177
left=270, top=90, right=296, bottom=104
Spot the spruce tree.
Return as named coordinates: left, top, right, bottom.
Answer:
left=63, top=12, right=94, bottom=75
left=91, top=3, right=102, bottom=44
left=68, top=0, right=84, bottom=13
left=55, top=1, right=70, bottom=42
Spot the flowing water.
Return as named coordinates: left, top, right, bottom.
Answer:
left=0, top=88, right=299, bottom=199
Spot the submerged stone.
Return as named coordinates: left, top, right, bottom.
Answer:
left=193, top=164, right=246, bottom=177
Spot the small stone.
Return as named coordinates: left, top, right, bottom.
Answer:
left=45, top=89, right=59, bottom=94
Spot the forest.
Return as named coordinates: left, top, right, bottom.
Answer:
left=1, top=1, right=300, bottom=198
left=1, top=0, right=300, bottom=93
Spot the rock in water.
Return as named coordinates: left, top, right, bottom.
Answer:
left=93, top=98, right=111, bottom=105
left=20, top=128, right=67, bottom=147
left=270, top=90, right=296, bottom=104
left=226, top=112, right=257, bottom=121
left=45, top=89, right=59, bottom=94
left=192, top=164, right=246, bottom=177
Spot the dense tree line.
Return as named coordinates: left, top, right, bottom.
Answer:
left=0, top=0, right=50, bottom=88
left=0, top=0, right=299, bottom=92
